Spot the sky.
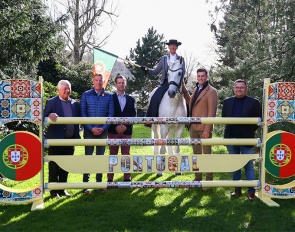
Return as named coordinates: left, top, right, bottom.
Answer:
left=46, top=0, right=221, bottom=70
left=101, top=0, right=220, bottom=69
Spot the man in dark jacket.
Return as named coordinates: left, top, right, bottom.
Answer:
left=107, top=74, right=136, bottom=182
left=44, top=80, right=80, bottom=198
left=222, top=79, right=262, bottom=201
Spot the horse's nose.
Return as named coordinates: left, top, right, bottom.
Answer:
left=168, top=90, right=176, bottom=98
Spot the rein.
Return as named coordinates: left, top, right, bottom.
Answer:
left=168, top=67, right=183, bottom=91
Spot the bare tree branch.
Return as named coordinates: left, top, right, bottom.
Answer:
left=47, top=0, right=119, bottom=64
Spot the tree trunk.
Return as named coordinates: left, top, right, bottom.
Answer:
left=73, top=0, right=80, bottom=64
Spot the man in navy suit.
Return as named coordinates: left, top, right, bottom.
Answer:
left=222, top=79, right=262, bottom=201
left=44, top=80, right=80, bottom=198
left=107, top=74, right=136, bottom=182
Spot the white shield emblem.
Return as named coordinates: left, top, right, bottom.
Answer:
left=276, top=150, right=285, bottom=161
left=11, top=150, right=21, bottom=162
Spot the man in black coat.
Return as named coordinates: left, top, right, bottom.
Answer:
left=222, top=79, right=262, bottom=201
left=107, top=75, right=136, bottom=182
left=44, top=80, right=80, bottom=198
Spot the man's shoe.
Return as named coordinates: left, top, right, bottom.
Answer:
left=248, top=192, right=256, bottom=201
left=96, top=189, right=107, bottom=193
left=50, top=192, right=61, bottom=199
left=82, top=189, right=91, bottom=195
left=156, top=173, right=163, bottom=177
left=231, top=189, right=242, bottom=197
left=59, top=190, right=71, bottom=197
left=107, top=180, right=113, bottom=182
left=124, top=179, right=131, bottom=182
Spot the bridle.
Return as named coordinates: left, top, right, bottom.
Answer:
left=167, top=57, right=184, bottom=93
left=168, top=67, right=183, bottom=91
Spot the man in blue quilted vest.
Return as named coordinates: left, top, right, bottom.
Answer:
left=80, top=73, right=114, bottom=194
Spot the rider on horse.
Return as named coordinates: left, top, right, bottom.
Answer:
left=140, top=39, right=186, bottom=119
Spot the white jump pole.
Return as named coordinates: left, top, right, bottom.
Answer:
left=46, top=180, right=259, bottom=190
left=44, top=138, right=261, bottom=147
left=44, top=117, right=262, bottom=125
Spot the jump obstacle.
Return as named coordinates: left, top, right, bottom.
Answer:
left=1, top=78, right=295, bottom=211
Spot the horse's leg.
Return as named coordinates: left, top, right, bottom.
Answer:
left=174, top=95, right=186, bottom=155
left=174, top=124, right=185, bottom=175
left=166, top=126, right=174, bottom=155
left=174, top=124, right=185, bottom=155
left=160, top=124, right=169, bottom=154
left=152, top=124, right=160, bottom=155
left=152, top=124, right=163, bottom=177
left=154, top=124, right=169, bottom=177
left=150, top=87, right=161, bottom=155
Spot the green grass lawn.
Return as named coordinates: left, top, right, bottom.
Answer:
left=1, top=125, right=295, bottom=231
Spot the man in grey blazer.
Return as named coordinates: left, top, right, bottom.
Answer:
left=140, top=39, right=185, bottom=118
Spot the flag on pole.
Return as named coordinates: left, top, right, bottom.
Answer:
left=93, top=47, right=118, bottom=89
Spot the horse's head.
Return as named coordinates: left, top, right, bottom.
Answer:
left=167, top=58, right=184, bottom=98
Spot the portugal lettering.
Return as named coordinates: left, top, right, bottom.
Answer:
left=108, top=155, right=199, bottom=173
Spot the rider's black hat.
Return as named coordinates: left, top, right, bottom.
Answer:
left=165, top=39, right=182, bottom=46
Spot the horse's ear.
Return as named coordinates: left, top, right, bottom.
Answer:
left=179, top=56, right=183, bottom=64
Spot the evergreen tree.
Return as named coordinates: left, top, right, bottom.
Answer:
left=126, top=27, right=167, bottom=110
left=0, top=0, right=63, bottom=78
left=211, top=0, right=295, bottom=102
left=37, top=57, right=92, bottom=99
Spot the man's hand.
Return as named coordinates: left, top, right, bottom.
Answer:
left=202, top=131, right=210, bottom=139
left=91, top=127, right=104, bottom=136
left=49, top=113, right=58, bottom=122
left=181, top=80, right=187, bottom=93
left=115, top=125, right=127, bottom=134
left=140, top=66, right=148, bottom=73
